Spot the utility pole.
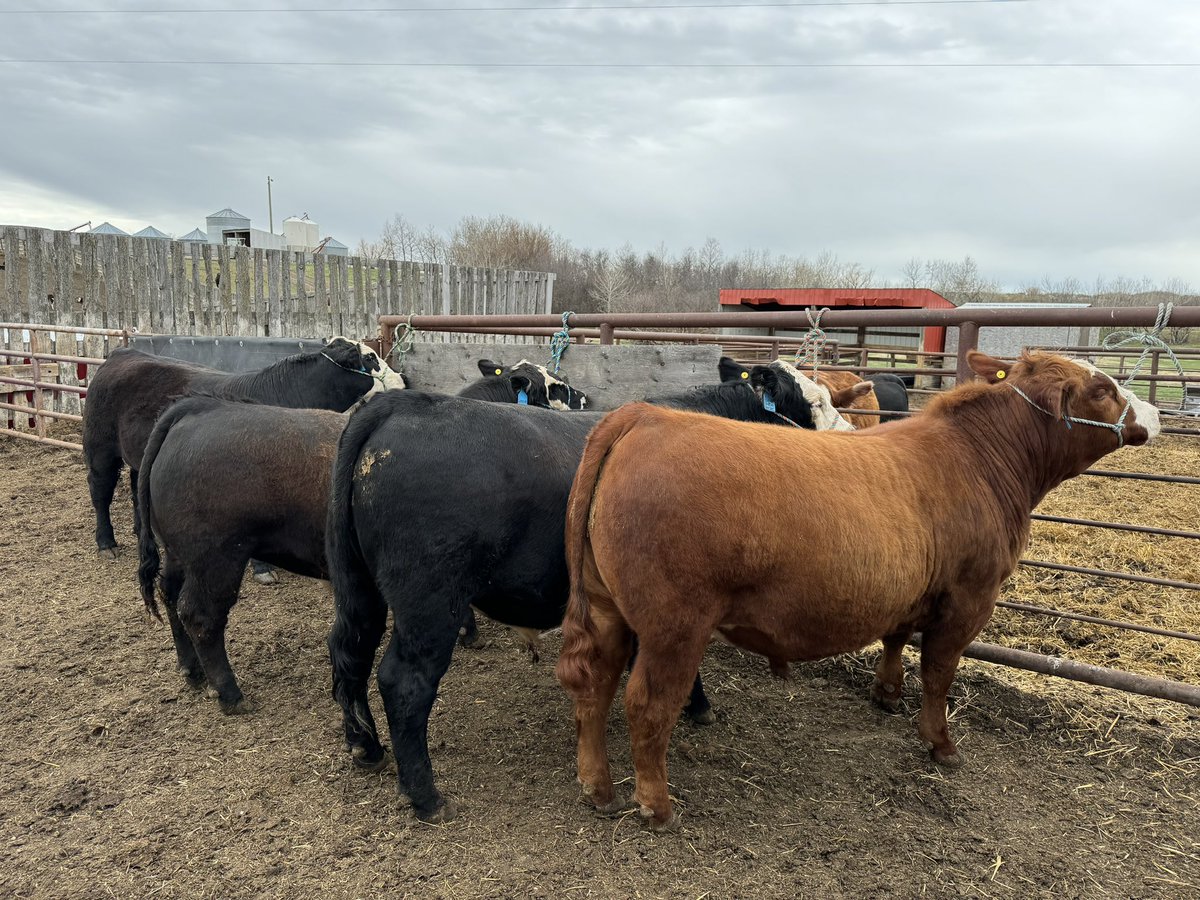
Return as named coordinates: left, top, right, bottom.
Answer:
left=267, top=176, right=274, bottom=233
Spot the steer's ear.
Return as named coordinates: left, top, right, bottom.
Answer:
left=719, top=356, right=752, bottom=384
left=479, top=359, right=505, bottom=377
left=967, top=351, right=1012, bottom=384
left=830, top=381, right=874, bottom=407
left=508, top=372, right=536, bottom=403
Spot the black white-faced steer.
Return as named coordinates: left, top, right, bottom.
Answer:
left=459, top=358, right=588, bottom=409
left=325, top=362, right=849, bottom=823
left=83, top=336, right=403, bottom=559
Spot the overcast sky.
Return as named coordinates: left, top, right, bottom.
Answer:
left=1, top=0, right=1197, bottom=289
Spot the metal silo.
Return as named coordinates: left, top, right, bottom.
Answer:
left=206, top=207, right=251, bottom=245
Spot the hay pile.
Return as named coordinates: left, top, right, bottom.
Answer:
left=984, top=431, right=1200, bottom=685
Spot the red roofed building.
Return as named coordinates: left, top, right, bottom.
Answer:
left=719, top=287, right=955, bottom=354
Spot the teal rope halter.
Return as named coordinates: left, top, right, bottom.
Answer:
left=549, top=311, right=574, bottom=374
left=388, top=317, right=416, bottom=371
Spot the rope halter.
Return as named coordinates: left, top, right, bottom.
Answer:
left=388, top=316, right=416, bottom=370
left=321, top=350, right=391, bottom=384
left=548, top=311, right=574, bottom=374
left=1102, top=302, right=1185, bottom=389
left=1008, top=382, right=1133, bottom=449
left=793, top=306, right=831, bottom=372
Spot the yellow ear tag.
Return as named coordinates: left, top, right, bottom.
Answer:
left=996, top=369, right=1006, bottom=380
left=741, top=371, right=749, bottom=379
left=495, top=368, right=503, bottom=376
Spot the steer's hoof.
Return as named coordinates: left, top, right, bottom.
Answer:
left=589, top=793, right=635, bottom=817
left=870, top=683, right=903, bottom=714
left=640, top=807, right=681, bottom=832
left=350, top=744, right=390, bottom=772
left=415, top=799, right=457, bottom=825
left=179, top=667, right=206, bottom=689
left=686, top=707, right=717, bottom=726
left=932, top=748, right=965, bottom=769
left=209, top=691, right=254, bottom=715
left=580, top=782, right=633, bottom=816
left=252, top=570, right=279, bottom=586
left=97, top=547, right=118, bottom=561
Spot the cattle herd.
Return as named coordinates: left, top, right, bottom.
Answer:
left=77, top=336, right=1159, bottom=831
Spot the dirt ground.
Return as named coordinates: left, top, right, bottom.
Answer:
left=1, top=435, right=1198, bottom=900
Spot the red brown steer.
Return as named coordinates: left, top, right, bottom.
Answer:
left=555, top=351, right=1159, bottom=830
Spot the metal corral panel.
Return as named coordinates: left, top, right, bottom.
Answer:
left=719, top=288, right=955, bottom=310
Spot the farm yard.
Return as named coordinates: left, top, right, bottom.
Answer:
left=1, top=424, right=1198, bottom=899
left=4, top=0, right=1200, bottom=894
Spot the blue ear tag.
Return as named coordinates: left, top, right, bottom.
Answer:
left=762, top=392, right=776, bottom=413
left=517, top=389, right=529, bottom=405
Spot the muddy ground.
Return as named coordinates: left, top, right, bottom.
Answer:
left=1, top=437, right=1198, bottom=899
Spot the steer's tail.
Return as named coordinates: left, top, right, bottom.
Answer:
left=326, top=396, right=395, bottom=738
left=555, top=403, right=652, bottom=697
left=136, top=397, right=211, bottom=621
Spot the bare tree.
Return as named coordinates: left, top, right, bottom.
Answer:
left=448, top=215, right=557, bottom=271
left=588, top=258, right=633, bottom=313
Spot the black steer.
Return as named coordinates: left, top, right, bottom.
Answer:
left=865, top=372, right=911, bottom=422
left=326, top=361, right=846, bottom=822
left=83, top=336, right=403, bottom=559
left=134, top=366, right=583, bottom=714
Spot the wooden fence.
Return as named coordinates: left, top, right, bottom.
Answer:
left=0, top=225, right=554, bottom=342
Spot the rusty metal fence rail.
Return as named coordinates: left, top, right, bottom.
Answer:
left=0, top=322, right=132, bottom=451
left=379, top=305, right=1200, bottom=707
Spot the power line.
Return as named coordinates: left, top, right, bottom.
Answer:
left=0, top=59, right=1190, bottom=67
left=0, top=0, right=1036, bottom=13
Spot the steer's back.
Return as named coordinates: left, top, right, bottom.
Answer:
left=581, top=406, right=981, bottom=658
left=148, top=401, right=346, bottom=577
left=342, top=391, right=599, bottom=629
left=85, top=349, right=225, bottom=466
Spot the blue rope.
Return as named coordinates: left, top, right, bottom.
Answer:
left=549, top=311, right=574, bottom=374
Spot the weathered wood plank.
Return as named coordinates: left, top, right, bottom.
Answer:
left=199, top=243, right=214, bottom=334
left=2, top=227, right=24, bottom=324
left=235, top=245, right=253, bottom=336
left=169, top=240, right=186, bottom=335
left=217, top=244, right=233, bottom=335
left=295, top=251, right=311, bottom=339
left=253, top=248, right=265, bottom=336
left=312, top=253, right=329, bottom=338
left=26, top=228, right=50, bottom=328
left=267, top=249, right=282, bottom=337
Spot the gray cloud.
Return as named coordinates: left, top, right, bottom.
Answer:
left=1, top=0, right=1197, bottom=289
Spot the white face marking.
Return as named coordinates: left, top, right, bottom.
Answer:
left=1073, top=359, right=1160, bottom=442
left=769, top=360, right=856, bottom=431
left=327, top=335, right=407, bottom=394
left=515, top=358, right=574, bottom=410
